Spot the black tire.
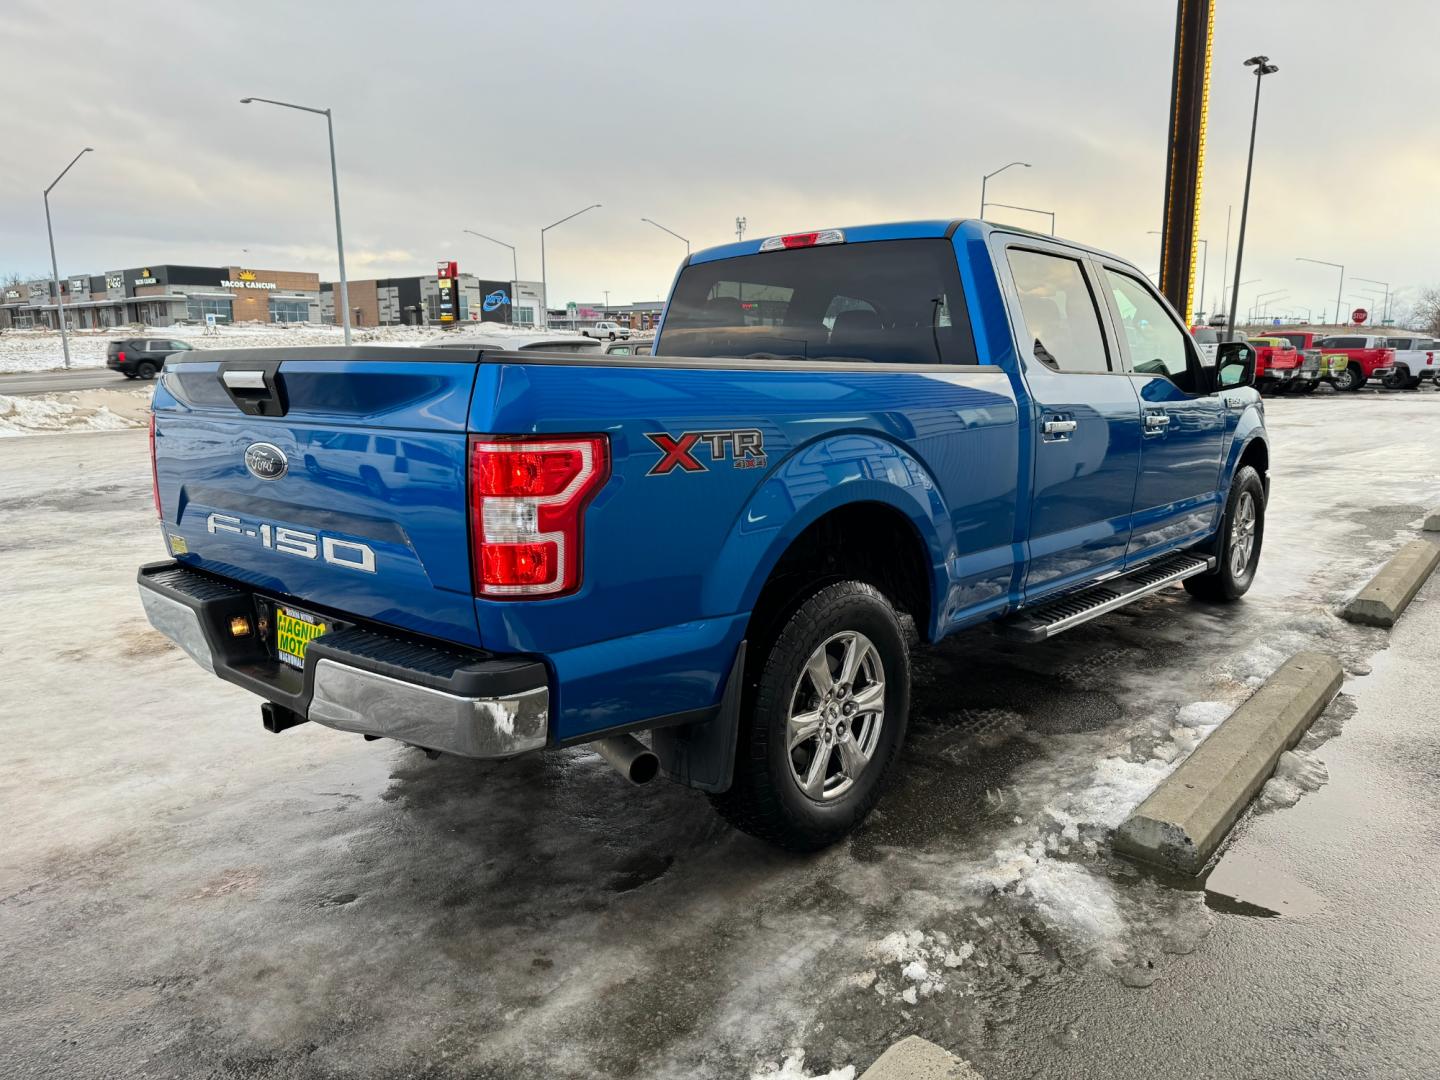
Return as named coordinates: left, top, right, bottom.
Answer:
left=608, top=331, right=616, bottom=340
left=360, top=467, right=387, bottom=499
left=1185, top=464, right=1265, bottom=602
left=135, top=360, right=158, bottom=380
left=1332, top=362, right=1365, bottom=392
left=122, top=372, right=139, bottom=380
left=709, top=581, right=910, bottom=851
left=1291, top=381, right=1318, bottom=395
left=1382, top=368, right=1412, bottom=391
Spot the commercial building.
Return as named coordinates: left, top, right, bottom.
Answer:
left=0, top=265, right=321, bottom=330
left=320, top=275, right=544, bottom=328
left=545, top=300, right=664, bottom=332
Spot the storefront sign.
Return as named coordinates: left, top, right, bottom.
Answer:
left=220, top=269, right=277, bottom=290
left=3, top=289, right=20, bottom=301
left=436, top=260, right=459, bottom=323
left=477, top=280, right=512, bottom=323
left=69, top=278, right=87, bottom=293
left=106, top=274, right=124, bottom=291
left=133, top=267, right=158, bottom=287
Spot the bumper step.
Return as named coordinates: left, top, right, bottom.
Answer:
left=997, top=553, right=1215, bottom=643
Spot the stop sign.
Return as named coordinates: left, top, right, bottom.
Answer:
left=1352, top=307, right=1368, bottom=325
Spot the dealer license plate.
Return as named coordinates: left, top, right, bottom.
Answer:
left=275, top=606, right=329, bottom=669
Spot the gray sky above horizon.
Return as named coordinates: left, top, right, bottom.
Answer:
left=2, top=0, right=1437, bottom=322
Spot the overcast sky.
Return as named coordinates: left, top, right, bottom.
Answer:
left=2, top=0, right=1436, bottom=322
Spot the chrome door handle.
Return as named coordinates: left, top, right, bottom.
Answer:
left=1143, top=413, right=1171, bottom=430
left=1042, top=419, right=1077, bottom=435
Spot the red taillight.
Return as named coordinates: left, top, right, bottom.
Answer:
left=470, top=436, right=609, bottom=598
left=117, top=350, right=126, bottom=363
left=149, top=413, right=162, bottom=519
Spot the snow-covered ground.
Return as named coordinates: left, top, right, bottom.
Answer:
left=0, top=387, right=151, bottom=436
left=0, top=321, right=559, bottom=373
left=2, top=394, right=1438, bottom=1079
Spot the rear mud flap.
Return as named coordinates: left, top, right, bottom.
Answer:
left=652, top=641, right=746, bottom=794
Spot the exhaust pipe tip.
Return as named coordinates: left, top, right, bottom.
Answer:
left=591, top=734, right=660, bottom=785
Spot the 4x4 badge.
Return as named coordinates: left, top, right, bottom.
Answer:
left=645, top=428, right=767, bottom=475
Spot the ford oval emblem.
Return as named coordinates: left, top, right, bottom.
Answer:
left=244, top=442, right=288, bottom=481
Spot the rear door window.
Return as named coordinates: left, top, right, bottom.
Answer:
left=1005, top=248, right=1111, bottom=374
left=659, top=238, right=976, bottom=365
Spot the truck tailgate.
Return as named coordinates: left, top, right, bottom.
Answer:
left=153, top=348, right=483, bottom=646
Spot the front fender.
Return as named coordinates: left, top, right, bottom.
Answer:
left=1222, top=399, right=1268, bottom=489
left=701, top=431, right=951, bottom=628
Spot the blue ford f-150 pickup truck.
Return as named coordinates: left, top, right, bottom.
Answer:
left=139, top=219, right=1266, bottom=850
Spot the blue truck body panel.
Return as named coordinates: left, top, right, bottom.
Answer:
left=148, top=219, right=1267, bottom=752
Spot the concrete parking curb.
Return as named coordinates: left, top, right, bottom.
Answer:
left=859, top=1036, right=984, bottom=1079
left=1114, top=651, right=1343, bottom=875
left=1424, top=508, right=1440, bottom=532
left=1341, top=538, right=1440, bottom=627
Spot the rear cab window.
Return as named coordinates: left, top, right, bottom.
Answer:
left=1004, top=248, right=1111, bottom=374
left=657, top=238, right=977, bottom=365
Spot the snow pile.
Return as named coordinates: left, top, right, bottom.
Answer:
left=750, top=1050, right=855, bottom=1080
left=0, top=322, right=438, bottom=373
left=970, top=843, right=1124, bottom=942
left=1258, top=749, right=1329, bottom=810
left=0, top=392, right=143, bottom=437
left=856, top=929, right=977, bottom=1005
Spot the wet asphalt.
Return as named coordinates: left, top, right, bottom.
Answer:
left=1, top=392, right=1438, bottom=1079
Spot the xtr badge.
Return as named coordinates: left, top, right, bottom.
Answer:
left=645, top=428, right=767, bottom=475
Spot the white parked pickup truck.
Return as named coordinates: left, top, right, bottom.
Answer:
left=1381, top=336, right=1439, bottom=390
left=580, top=320, right=631, bottom=341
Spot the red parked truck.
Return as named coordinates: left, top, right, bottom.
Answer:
left=1244, top=336, right=1303, bottom=395
left=1314, top=335, right=1397, bottom=391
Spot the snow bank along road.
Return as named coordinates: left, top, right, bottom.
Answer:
left=2, top=395, right=1437, bottom=1080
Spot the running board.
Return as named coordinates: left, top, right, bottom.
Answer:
left=996, top=554, right=1215, bottom=643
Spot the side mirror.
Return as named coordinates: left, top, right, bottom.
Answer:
left=1214, top=341, right=1257, bottom=390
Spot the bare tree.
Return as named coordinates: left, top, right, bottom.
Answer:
left=1414, top=287, right=1440, bottom=338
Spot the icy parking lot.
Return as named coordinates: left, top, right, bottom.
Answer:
left=2, top=394, right=1438, bottom=1079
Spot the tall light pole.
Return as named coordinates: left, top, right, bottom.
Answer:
left=240, top=97, right=350, bottom=345
left=1353, top=277, right=1390, bottom=325
left=1296, top=257, right=1343, bottom=329
left=540, top=203, right=600, bottom=329
left=44, top=147, right=92, bottom=369
left=1226, top=56, right=1279, bottom=340
left=641, top=217, right=690, bottom=256
left=982, top=201, right=1054, bottom=235
left=980, top=161, right=1030, bottom=219
left=463, top=230, right=518, bottom=285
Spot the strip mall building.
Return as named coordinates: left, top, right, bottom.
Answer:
left=0, top=265, right=321, bottom=329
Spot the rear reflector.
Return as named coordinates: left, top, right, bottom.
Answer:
left=759, top=228, right=845, bottom=252
left=470, top=436, right=609, bottom=598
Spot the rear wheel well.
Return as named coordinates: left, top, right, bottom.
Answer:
left=745, top=502, right=932, bottom=657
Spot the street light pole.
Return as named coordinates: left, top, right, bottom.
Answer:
left=1353, top=277, right=1390, bottom=325
left=1226, top=56, right=1279, bottom=340
left=463, top=229, right=518, bottom=285
left=240, top=96, right=350, bottom=345
left=982, top=201, right=1055, bottom=235
left=540, top=203, right=601, bottom=330
left=980, top=161, right=1030, bottom=219
left=640, top=217, right=690, bottom=256
left=43, top=147, right=92, bottom=369
left=1296, top=257, right=1344, bottom=329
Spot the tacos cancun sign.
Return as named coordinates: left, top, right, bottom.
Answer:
left=221, top=270, right=277, bottom=290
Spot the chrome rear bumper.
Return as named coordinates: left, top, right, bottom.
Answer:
left=137, top=562, right=549, bottom=759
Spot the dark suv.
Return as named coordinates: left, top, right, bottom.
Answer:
left=106, top=337, right=197, bottom=379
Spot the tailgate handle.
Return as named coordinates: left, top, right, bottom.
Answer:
left=218, top=360, right=288, bottom=417
left=222, top=369, right=269, bottom=391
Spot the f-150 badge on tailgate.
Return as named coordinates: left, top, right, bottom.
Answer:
left=644, top=428, right=767, bottom=475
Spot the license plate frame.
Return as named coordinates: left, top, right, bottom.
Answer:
left=274, top=604, right=330, bottom=670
